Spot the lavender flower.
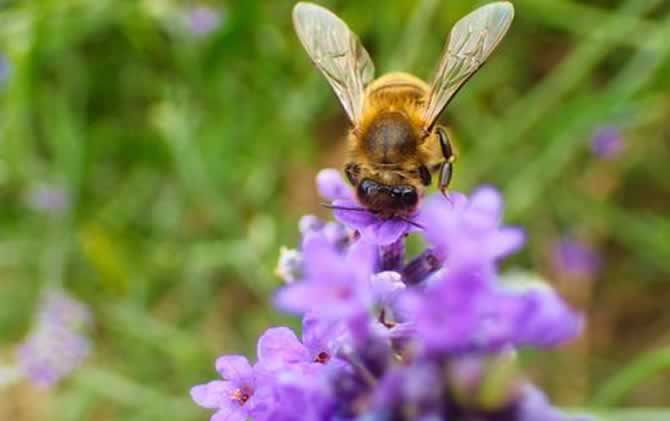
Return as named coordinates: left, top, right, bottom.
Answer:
left=26, top=184, right=71, bottom=215
left=192, top=172, right=587, bottom=420
left=257, top=316, right=347, bottom=374
left=552, top=237, right=601, bottom=278
left=591, top=126, right=624, bottom=160
left=188, top=5, right=222, bottom=37
left=191, top=356, right=275, bottom=421
left=16, top=289, right=91, bottom=388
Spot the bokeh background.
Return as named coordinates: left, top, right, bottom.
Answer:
left=1, top=0, right=669, bottom=420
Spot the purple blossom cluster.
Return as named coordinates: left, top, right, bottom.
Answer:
left=16, top=289, right=91, bottom=388
left=192, top=169, right=587, bottom=421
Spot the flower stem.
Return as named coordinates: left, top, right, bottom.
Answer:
left=591, top=347, right=670, bottom=407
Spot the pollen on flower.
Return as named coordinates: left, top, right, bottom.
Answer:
left=314, top=351, right=331, bottom=364
left=231, top=387, right=251, bottom=406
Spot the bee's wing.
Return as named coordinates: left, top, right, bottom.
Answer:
left=293, top=2, right=375, bottom=125
left=422, top=2, right=514, bottom=131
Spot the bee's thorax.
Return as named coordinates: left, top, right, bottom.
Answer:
left=362, top=112, right=418, bottom=165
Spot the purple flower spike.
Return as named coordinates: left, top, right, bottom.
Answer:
left=552, top=237, right=601, bottom=278
left=316, top=169, right=421, bottom=246
left=188, top=6, right=222, bottom=37
left=16, top=323, right=90, bottom=388
left=192, top=165, right=590, bottom=419
left=191, top=355, right=274, bottom=421
left=591, top=126, right=624, bottom=160
left=16, top=289, right=91, bottom=388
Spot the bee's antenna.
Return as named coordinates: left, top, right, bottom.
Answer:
left=321, top=203, right=369, bottom=212
left=398, top=216, right=424, bottom=230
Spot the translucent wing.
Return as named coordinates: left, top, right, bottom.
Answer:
left=293, top=2, right=375, bottom=125
left=423, top=2, right=514, bottom=130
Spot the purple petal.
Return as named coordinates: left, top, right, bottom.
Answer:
left=515, top=288, right=583, bottom=347
left=301, top=233, right=350, bottom=282
left=257, top=327, right=309, bottom=369
left=298, top=215, right=324, bottom=236
left=468, top=186, right=503, bottom=221
left=316, top=169, right=353, bottom=201
left=211, top=407, right=246, bottom=421
left=345, top=238, right=377, bottom=282
left=191, top=380, right=234, bottom=409
left=274, top=283, right=323, bottom=315
left=215, top=355, right=253, bottom=383
left=370, top=271, right=405, bottom=306
left=362, top=219, right=411, bottom=246
left=302, top=314, right=347, bottom=357
left=246, top=385, right=276, bottom=420
left=488, top=227, right=526, bottom=259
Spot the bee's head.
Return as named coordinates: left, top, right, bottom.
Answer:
left=345, top=163, right=423, bottom=218
left=355, top=178, right=419, bottom=217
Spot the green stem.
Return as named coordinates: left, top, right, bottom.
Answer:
left=592, top=347, right=670, bottom=407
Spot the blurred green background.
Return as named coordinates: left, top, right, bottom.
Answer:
left=1, top=0, right=669, bottom=420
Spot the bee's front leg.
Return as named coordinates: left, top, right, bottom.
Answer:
left=435, top=126, right=455, bottom=195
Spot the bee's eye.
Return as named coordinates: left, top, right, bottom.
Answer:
left=418, top=165, right=432, bottom=186
left=400, top=188, right=418, bottom=208
left=391, top=185, right=418, bottom=208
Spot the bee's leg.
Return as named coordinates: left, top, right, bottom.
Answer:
left=435, top=126, right=455, bottom=195
left=439, top=161, right=453, bottom=195
left=436, top=126, right=453, bottom=162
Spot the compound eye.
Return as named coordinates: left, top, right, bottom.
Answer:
left=358, top=178, right=380, bottom=197
left=401, top=188, right=418, bottom=208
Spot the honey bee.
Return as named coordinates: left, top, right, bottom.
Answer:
left=293, top=2, right=514, bottom=218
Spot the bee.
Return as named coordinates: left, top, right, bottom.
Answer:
left=293, top=2, right=514, bottom=218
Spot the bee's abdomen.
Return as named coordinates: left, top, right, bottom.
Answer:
left=363, top=112, right=418, bottom=164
